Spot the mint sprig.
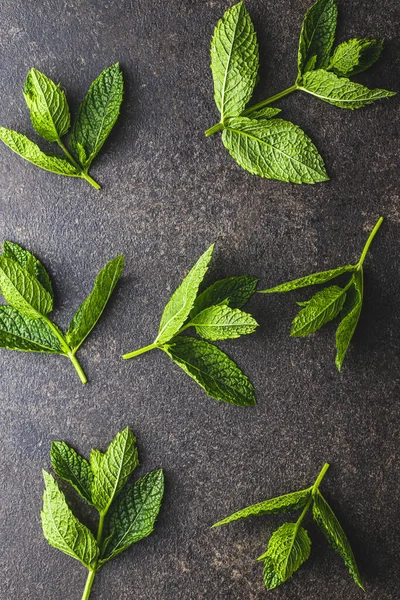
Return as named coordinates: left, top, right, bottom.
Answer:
left=205, top=0, right=395, bottom=183
left=259, top=217, right=383, bottom=370
left=42, top=428, right=164, bottom=600
left=0, top=241, right=123, bottom=383
left=213, top=463, right=364, bottom=591
left=122, top=245, right=258, bottom=406
left=0, top=64, right=123, bottom=189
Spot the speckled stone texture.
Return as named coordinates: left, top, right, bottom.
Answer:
left=0, top=1, right=399, bottom=599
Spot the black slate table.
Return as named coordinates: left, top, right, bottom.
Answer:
left=0, top=1, right=399, bottom=599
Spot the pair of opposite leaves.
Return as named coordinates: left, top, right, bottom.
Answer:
left=0, top=216, right=382, bottom=401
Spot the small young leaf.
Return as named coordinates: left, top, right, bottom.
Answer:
left=329, top=38, right=384, bottom=77
left=263, top=522, right=311, bottom=583
left=313, top=491, right=364, bottom=589
left=335, top=269, right=363, bottom=371
left=248, top=107, right=281, bottom=121
left=190, top=304, right=258, bottom=341
left=51, top=441, right=94, bottom=505
left=70, top=63, right=123, bottom=169
left=299, top=69, right=396, bottom=109
left=210, top=2, right=259, bottom=121
left=0, top=256, right=53, bottom=318
left=3, top=241, right=54, bottom=298
left=259, top=264, right=355, bottom=293
left=297, top=0, right=338, bottom=75
left=290, top=285, right=347, bottom=337
left=213, top=489, right=311, bottom=527
left=90, top=449, right=103, bottom=476
left=222, top=117, right=328, bottom=184
left=101, top=469, right=164, bottom=563
left=66, top=254, right=124, bottom=353
left=23, top=68, right=70, bottom=142
left=156, top=245, right=214, bottom=345
left=190, top=275, right=258, bottom=318
left=0, top=306, right=61, bottom=353
left=41, top=471, right=99, bottom=568
left=162, top=335, right=255, bottom=406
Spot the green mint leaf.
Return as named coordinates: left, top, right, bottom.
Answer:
left=222, top=117, right=328, bottom=184
left=190, top=275, right=258, bottom=318
left=0, top=127, right=80, bottom=177
left=70, top=63, right=123, bottom=169
left=213, top=489, right=311, bottom=527
left=259, top=264, right=355, bottom=293
left=247, top=107, right=281, bottom=120
left=290, top=285, right=347, bottom=337
left=41, top=471, right=99, bottom=568
left=0, top=256, right=53, bottom=318
left=335, top=269, right=363, bottom=371
left=90, top=450, right=103, bottom=476
left=92, top=427, right=139, bottom=514
left=50, top=441, right=94, bottom=505
left=262, top=555, right=283, bottom=589
left=299, top=69, right=396, bottom=109
left=297, top=0, right=338, bottom=76
left=3, top=241, right=54, bottom=298
left=210, top=2, right=258, bottom=121
left=66, top=255, right=124, bottom=353
left=189, top=304, right=258, bottom=341
left=0, top=306, right=61, bottom=353
left=162, top=335, right=255, bottom=406
left=329, top=38, right=383, bottom=77
left=155, top=245, right=214, bottom=345
left=261, top=522, right=311, bottom=586
left=313, top=491, right=364, bottom=589
left=23, top=68, right=70, bottom=142
left=101, top=469, right=164, bottom=563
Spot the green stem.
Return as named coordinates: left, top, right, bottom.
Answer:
left=81, top=569, right=96, bottom=600
left=97, top=513, right=105, bottom=546
left=312, top=462, right=330, bottom=496
left=122, top=342, right=158, bottom=360
left=67, top=351, right=88, bottom=385
left=57, top=140, right=101, bottom=190
left=41, top=316, right=88, bottom=384
left=80, top=512, right=107, bottom=600
left=357, top=216, right=384, bottom=268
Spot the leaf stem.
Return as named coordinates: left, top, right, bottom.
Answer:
left=357, top=217, right=384, bottom=268
left=57, top=140, right=101, bottom=190
left=97, top=513, right=106, bottom=547
left=122, top=342, right=158, bottom=359
left=312, top=462, right=330, bottom=496
left=81, top=569, right=96, bottom=600
left=67, top=351, right=88, bottom=385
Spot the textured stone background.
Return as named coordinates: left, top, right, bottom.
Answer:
left=0, top=1, right=399, bottom=599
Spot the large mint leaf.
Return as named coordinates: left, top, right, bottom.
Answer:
left=41, top=471, right=99, bottom=568
left=261, top=522, right=311, bottom=584
left=299, top=69, right=396, bottom=109
left=297, top=0, right=338, bottom=75
left=335, top=269, right=363, bottom=371
left=92, top=427, right=139, bottom=514
left=291, top=285, right=347, bottom=337
left=313, top=491, right=364, bottom=589
left=3, top=241, right=53, bottom=298
left=222, top=117, right=328, bottom=184
left=329, top=38, right=383, bottom=77
left=101, top=469, right=164, bottom=563
left=162, top=336, right=255, bottom=406
left=51, top=441, right=94, bottom=505
left=211, top=2, right=258, bottom=121
left=190, top=275, right=258, bottom=318
left=190, top=305, right=258, bottom=341
left=0, top=306, right=61, bottom=353
left=156, top=245, right=214, bottom=345
left=66, top=255, right=124, bottom=353
left=70, top=63, right=123, bottom=169
left=23, top=68, right=70, bottom=142
left=213, top=489, right=311, bottom=527
left=259, top=264, right=355, bottom=293
left=0, top=256, right=53, bottom=318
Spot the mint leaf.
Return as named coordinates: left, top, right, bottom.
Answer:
left=290, top=285, right=347, bottom=337
left=335, top=269, right=363, bottom=371
left=262, top=556, right=283, bottom=590
left=3, top=241, right=54, bottom=298
left=261, top=523, right=311, bottom=585
left=190, top=275, right=258, bottom=318
left=0, top=256, right=53, bottom=318
left=41, top=471, right=99, bottom=568
left=313, top=491, right=364, bottom=589
left=23, top=68, right=70, bottom=142
left=189, top=304, right=258, bottom=341
left=297, top=0, right=338, bottom=75
left=92, top=427, right=139, bottom=514
left=155, top=244, right=214, bottom=345
left=66, top=254, right=124, bottom=353
left=222, top=117, right=328, bottom=184
left=248, top=107, right=281, bottom=120
left=329, top=38, right=383, bottom=77
left=0, top=306, right=61, bottom=353
left=162, top=336, right=255, bottom=406
left=90, top=450, right=103, bottom=476
left=213, top=489, right=311, bottom=527
left=210, top=2, right=258, bottom=122
left=51, top=441, right=94, bottom=505
left=259, top=264, right=355, bottom=293
left=70, top=63, right=123, bottom=169
left=300, top=69, right=396, bottom=108
left=101, top=469, right=164, bottom=563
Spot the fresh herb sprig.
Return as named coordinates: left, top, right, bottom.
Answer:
left=42, top=427, right=164, bottom=600
left=259, top=217, right=383, bottom=370
left=0, top=241, right=123, bottom=383
left=0, top=64, right=123, bottom=189
left=123, top=244, right=258, bottom=406
left=213, top=463, right=363, bottom=591
left=206, top=0, right=395, bottom=183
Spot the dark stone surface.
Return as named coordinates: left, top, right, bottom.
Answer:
left=0, top=1, right=399, bottom=598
